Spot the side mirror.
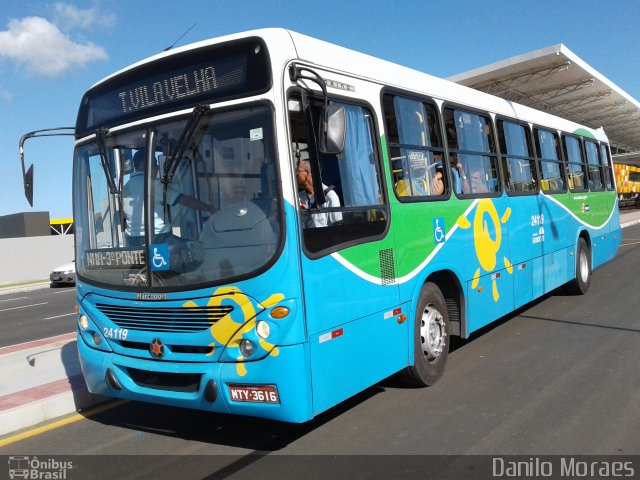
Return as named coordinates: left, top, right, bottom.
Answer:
left=319, top=104, right=346, bottom=155
left=24, top=164, right=34, bottom=207
left=18, top=126, right=74, bottom=207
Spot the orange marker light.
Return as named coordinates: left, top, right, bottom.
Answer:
left=270, top=306, right=289, bottom=319
left=397, top=314, right=407, bottom=324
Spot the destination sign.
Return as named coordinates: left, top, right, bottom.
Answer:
left=117, top=65, right=222, bottom=114
left=84, top=248, right=145, bottom=270
left=76, top=38, right=271, bottom=134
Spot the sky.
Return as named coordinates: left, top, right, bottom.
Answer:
left=1, top=0, right=639, bottom=219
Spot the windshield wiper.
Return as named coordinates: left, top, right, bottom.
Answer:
left=95, top=127, right=118, bottom=195
left=96, top=128, right=126, bottom=233
left=162, top=104, right=210, bottom=185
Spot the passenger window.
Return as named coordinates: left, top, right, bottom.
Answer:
left=600, top=143, right=614, bottom=190
left=534, top=128, right=565, bottom=193
left=289, top=94, right=387, bottom=255
left=563, top=135, right=588, bottom=192
left=584, top=140, right=604, bottom=191
left=444, top=108, right=499, bottom=196
left=498, top=120, right=537, bottom=194
left=383, top=94, right=446, bottom=199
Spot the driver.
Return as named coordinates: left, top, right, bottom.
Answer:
left=123, top=149, right=216, bottom=246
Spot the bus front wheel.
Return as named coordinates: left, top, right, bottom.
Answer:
left=566, top=237, right=591, bottom=295
left=399, top=282, right=450, bottom=387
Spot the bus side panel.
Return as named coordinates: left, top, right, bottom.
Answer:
left=505, top=195, right=544, bottom=309
left=466, top=267, right=514, bottom=333
left=591, top=228, right=621, bottom=269
left=540, top=194, right=574, bottom=292
left=309, top=303, right=410, bottom=416
left=301, top=249, right=405, bottom=416
left=457, top=197, right=515, bottom=334
left=543, top=247, right=571, bottom=292
left=505, top=196, right=544, bottom=267
left=540, top=195, right=574, bottom=251
left=513, top=261, right=533, bottom=309
left=301, top=245, right=401, bottom=334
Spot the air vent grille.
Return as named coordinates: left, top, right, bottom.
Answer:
left=95, top=304, right=233, bottom=333
left=379, top=248, right=396, bottom=285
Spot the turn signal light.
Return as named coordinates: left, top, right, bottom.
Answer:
left=270, top=306, right=289, bottom=319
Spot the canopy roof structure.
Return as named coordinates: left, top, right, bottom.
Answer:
left=448, top=44, right=640, bottom=165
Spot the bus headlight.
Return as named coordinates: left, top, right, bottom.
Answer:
left=77, top=310, right=112, bottom=352
left=240, top=339, right=254, bottom=358
left=256, top=321, right=270, bottom=339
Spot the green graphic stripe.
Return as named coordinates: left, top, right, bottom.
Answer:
left=547, top=190, right=617, bottom=228
left=572, top=128, right=596, bottom=140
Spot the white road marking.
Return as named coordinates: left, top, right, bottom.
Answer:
left=43, top=312, right=76, bottom=320
left=0, top=296, right=28, bottom=303
left=0, top=302, right=48, bottom=312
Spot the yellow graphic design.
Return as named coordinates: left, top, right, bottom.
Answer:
left=458, top=200, right=512, bottom=302
left=183, top=287, right=284, bottom=376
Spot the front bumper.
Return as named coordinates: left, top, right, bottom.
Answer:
left=78, top=334, right=312, bottom=423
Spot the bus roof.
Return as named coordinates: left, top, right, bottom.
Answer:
left=89, top=28, right=607, bottom=142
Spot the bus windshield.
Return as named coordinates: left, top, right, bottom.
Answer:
left=73, top=103, right=282, bottom=289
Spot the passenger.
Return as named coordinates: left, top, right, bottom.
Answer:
left=430, top=163, right=445, bottom=195
left=450, top=157, right=471, bottom=194
left=469, top=169, right=490, bottom=194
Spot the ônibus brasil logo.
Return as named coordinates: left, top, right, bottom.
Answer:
left=8, top=456, right=73, bottom=479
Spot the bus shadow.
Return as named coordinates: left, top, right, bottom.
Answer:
left=84, top=383, right=384, bottom=451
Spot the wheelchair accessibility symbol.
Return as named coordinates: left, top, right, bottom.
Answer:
left=433, top=217, right=446, bottom=244
left=150, top=244, right=170, bottom=271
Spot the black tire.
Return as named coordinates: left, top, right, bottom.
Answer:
left=398, top=282, right=450, bottom=387
left=566, top=237, right=591, bottom=295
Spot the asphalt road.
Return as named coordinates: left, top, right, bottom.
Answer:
left=0, top=285, right=76, bottom=347
left=1, top=225, right=639, bottom=479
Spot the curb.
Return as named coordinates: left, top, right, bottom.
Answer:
left=0, top=387, right=108, bottom=437
left=0, top=334, right=107, bottom=438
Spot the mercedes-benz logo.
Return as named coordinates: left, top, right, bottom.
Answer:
left=237, top=208, right=248, bottom=217
left=150, top=338, right=165, bottom=359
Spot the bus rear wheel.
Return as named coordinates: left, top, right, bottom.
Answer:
left=399, top=282, right=450, bottom=387
left=566, top=237, right=591, bottom=295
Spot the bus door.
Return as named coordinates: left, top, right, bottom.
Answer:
left=289, top=94, right=402, bottom=415
left=538, top=132, right=575, bottom=292
left=498, top=120, right=544, bottom=307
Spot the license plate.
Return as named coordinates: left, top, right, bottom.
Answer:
left=51, top=276, right=61, bottom=281
left=228, top=384, right=280, bottom=404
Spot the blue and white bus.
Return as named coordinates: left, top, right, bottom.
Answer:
left=21, top=29, right=620, bottom=422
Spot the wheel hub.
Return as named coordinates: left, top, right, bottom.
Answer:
left=579, top=250, right=589, bottom=283
left=421, top=304, right=446, bottom=362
